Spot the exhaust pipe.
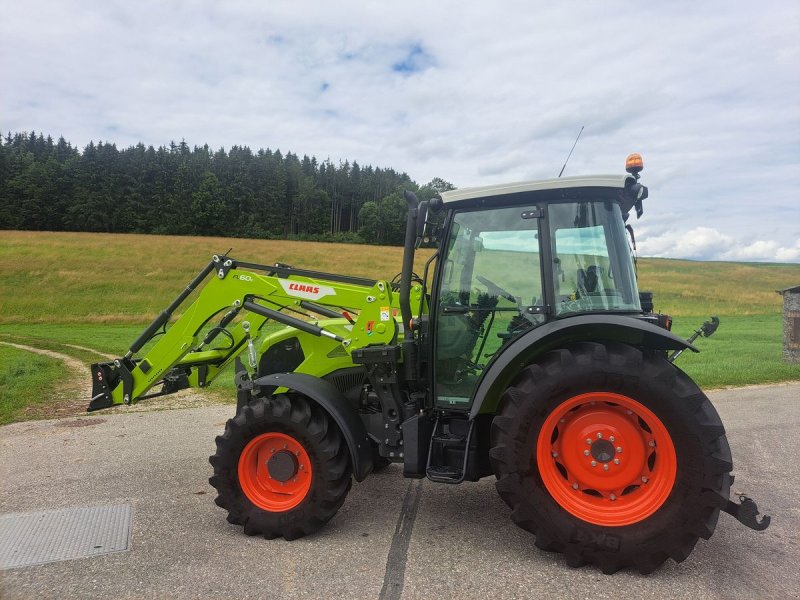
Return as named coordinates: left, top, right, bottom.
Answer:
left=400, top=190, right=420, bottom=382
left=400, top=190, right=419, bottom=338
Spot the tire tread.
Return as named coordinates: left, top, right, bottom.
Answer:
left=208, top=393, right=352, bottom=540
left=489, top=342, right=732, bottom=574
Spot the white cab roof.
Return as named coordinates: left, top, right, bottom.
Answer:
left=439, top=174, right=630, bottom=204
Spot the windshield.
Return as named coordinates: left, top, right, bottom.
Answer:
left=548, top=201, right=640, bottom=315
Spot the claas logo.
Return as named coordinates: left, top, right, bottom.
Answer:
left=288, top=283, right=320, bottom=294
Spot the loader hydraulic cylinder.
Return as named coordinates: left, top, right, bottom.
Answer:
left=299, top=300, right=350, bottom=322
left=126, top=258, right=217, bottom=358
left=242, top=300, right=344, bottom=342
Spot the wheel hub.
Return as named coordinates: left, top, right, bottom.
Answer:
left=267, top=450, right=298, bottom=482
left=590, top=439, right=615, bottom=463
left=237, top=432, right=313, bottom=512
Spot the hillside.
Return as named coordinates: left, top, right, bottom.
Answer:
left=0, top=231, right=797, bottom=423
left=1, top=231, right=798, bottom=324
left=635, top=258, right=798, bottom=316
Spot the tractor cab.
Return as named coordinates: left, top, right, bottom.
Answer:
left=426, top=175, right=646, bottom=409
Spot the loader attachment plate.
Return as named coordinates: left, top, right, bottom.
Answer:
left=88, top=361, right=123, bottom=412
left=89, top=359, right=193, bottom=412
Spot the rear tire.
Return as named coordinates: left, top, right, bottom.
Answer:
left=209, top=394, right=352, bottom=540
left=489, top=342, right=732, bottom=574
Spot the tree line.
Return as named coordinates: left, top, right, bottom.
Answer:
left=0, top=131, right=454, bottom=245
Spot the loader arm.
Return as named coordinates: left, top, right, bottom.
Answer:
left=89, top=254, right=423, bottom=411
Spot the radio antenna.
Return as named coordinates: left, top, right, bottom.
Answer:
left=558, top=125, right=584, bottom=178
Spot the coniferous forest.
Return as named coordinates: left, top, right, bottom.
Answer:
left=0, top=131, right=454, bottom=245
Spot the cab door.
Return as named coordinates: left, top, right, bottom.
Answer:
left=432, top=205, right=545, bottom=408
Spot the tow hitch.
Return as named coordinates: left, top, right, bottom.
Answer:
left=666, top=315, right=772, bottom=532
left=722, top=493, right=771, bottom=531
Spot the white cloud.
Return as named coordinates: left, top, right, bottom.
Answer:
left=638, top=226, right=800, bottom=262
left=1, top=1, right=798, bottom=262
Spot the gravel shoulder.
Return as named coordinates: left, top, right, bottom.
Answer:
left=0, top=340, right=230, bottom=421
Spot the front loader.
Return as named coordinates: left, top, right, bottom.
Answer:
left=89, top=154, right=769, bottom=574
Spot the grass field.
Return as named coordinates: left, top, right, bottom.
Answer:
left=0, top=345, right=65, bottom=425
left=1, top=230, right=798, bottom=424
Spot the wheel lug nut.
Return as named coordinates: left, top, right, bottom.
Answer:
left=591, top=460, right=597, bottom=467
left=270, top=448, right=275, bottom=453
left=642, top=476, right=648, bottom=483
left=572, top=483, right=579, bottom=490
left=610, top=494, right=617, bottom=501
left=616, top=447, right=623, bottom=453
left=609, top=436, right=615, bottom=442
left=649, top=441, right=656, bottom=447
left=597, top=432, right=603, bottom=439
left=583, top=450, right=590, bottom=456
left=559, top=418, right=566, bottom=423
left=586, top=438, right=592, bottom=445
left=613, top=458, right=620, bottom=465
left=603, top=464, right=609, bottom=471
left=552, top=451, right=558, bottom=458
left=626, top=410, right=633, bottom=415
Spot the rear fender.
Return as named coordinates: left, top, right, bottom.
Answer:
left=253, top=372, right=373, bottom=481
left=468, top=314, right=696, bottom=419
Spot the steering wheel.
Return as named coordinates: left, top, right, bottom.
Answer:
left=476, top=275, right=517, bottom=304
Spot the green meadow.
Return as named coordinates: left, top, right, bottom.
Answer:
left=1, top=231, right=798, bottom=424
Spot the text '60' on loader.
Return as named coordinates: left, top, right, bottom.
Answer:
left=89, top=155, right=769, bottom=574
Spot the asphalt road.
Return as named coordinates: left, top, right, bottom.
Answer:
left=1, top=382, right=798, bottom=599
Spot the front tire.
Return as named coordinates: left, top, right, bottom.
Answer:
left=209, top=394, right=352, bottom=540
left=489, top=342, right=732, bottom=574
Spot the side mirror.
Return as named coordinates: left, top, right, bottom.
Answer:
left=417, top=197, right=445, bottom=245
left=622, top=179, right=649, bottom=221
left=701, top=316, right=720, bottom=338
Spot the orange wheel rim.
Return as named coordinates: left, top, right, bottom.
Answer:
left=238, top=432, right=312, bottom=512
left=536, top=392, right=677, bottom=527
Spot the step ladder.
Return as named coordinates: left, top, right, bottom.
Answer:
left=425, top=416, right=474, bottom=484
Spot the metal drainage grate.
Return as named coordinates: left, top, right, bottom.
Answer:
left=0, top=504, right=132, bottom=569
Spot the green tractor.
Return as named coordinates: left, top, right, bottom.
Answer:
left=89, top=155, right=769, bottom=573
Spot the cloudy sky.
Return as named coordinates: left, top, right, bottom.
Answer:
left=2, top=1, right=798, bottom=262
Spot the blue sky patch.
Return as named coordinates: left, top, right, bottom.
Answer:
left=392, top=43, right=434, bottom=75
